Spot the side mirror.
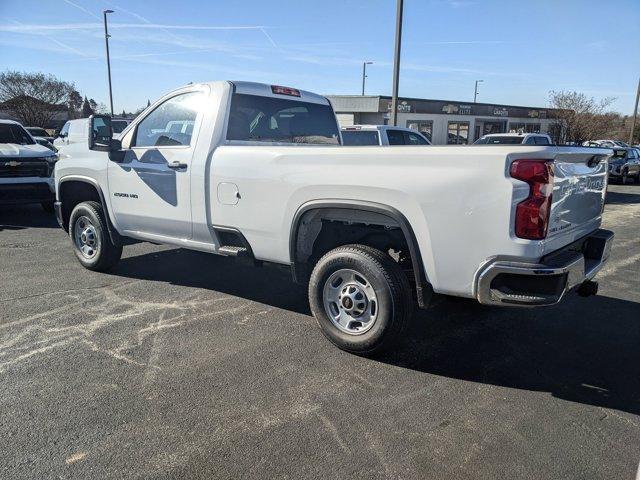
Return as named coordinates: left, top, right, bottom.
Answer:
left=88, top=114, right=113, bottom=151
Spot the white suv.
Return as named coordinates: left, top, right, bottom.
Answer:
left=474, top=132, right=553, bottom=145
left=341, top=125, right=431, bottom=146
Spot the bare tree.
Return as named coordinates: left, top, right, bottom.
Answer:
left=548, top=90, right=617, bottom=144
left=0, top=71, right=76, bottom=127
left=67, top=89, right=82, bottom=119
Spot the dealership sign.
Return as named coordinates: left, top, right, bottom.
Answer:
left=441, top=104, right=472, bottom=115
left=385, top=100, right=412, bottom=113
left=376, top=97, right=556, bottom=119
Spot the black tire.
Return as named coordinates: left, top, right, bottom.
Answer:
left=68, top=201, right=122, bottom=271
left=41, top=201, right=54, bottom=213
left=308, top=244, right=413, bottom=355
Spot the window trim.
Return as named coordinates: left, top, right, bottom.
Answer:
left=129, top=87, right=208, bottom=150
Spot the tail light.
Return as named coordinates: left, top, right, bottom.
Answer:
left=510, top=159, right=554, bottom=240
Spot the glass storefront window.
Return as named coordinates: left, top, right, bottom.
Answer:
left=447, top=121, right=469, bottom=144
left=509, top=122, right=541, bottom=133
left=406, top=120, right=433, bottom=142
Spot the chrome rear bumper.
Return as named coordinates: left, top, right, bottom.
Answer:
left=476, top=229, right=614, bottom=306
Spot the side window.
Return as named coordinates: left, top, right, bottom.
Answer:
left=386, top=129, right=405, bottom=145
left=534, top=136, right=550, bottom=145
left=134, top=92, right=202, bottom=147
left=404, top=132, right=429, bottom=145
left=524, top=137, right=536, bottom=145
left=59, top=122, right=70, bottom=137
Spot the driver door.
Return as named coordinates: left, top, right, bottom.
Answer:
left=108, top=89, right=205, bottom=240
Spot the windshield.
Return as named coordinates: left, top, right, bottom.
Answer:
left=341, top=130, right=380, bottom=145
left=227, top=93, right=340, bottom=144
left=474, top=136, right=524, bottom=144
left=111, top=120, right=128, bottom=133
left=0, top=123, right=35, bottom=145
left=26, top=127, right=48, bottom=137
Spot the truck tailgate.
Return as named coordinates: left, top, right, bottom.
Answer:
left=548, top=149, right=608, bottom=239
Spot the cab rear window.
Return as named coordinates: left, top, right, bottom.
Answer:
left=226, top=93, right=340, bottom=145
left=341, top=130, right=379, bottom=145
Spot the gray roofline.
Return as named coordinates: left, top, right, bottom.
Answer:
left=325, top=94, right=559, bottom=112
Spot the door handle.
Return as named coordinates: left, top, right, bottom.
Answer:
left=167, top=161, right=187, bottom=170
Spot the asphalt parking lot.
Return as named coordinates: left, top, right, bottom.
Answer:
left=1, top=184, right=639, bottom=480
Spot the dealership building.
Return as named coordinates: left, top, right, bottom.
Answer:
left=326, top=95, right=561, bottom=145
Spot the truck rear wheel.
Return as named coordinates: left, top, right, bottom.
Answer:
left=69, top=201, right=122, bottom=271
left=308, top=244, right=412, bottom=355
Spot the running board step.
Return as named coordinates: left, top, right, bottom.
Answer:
left=218, top=246, right=249, bottom=257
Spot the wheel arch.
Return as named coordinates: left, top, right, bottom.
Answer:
left=289, top=199, right=432, bottom=308
left=58, top=176, right=121, bottom=245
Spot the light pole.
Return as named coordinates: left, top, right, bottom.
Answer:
left=362, top=61, right=373, bottom=95
left=474, top=79, right=483, bottom=103
left=390, top=0, right=403, bottom=126
left=103, top=9, right=114, bottom=117
left=629, top=77, right=639, bottom=145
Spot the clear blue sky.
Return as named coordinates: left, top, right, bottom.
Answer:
left=1, top=0, right=638, bottom=113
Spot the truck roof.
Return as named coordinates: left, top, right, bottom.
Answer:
left=174, top=81, right=331, bottom=106
left=341, top=125, right=419, bottom=133
left=483, top=132, right=549, bottom=138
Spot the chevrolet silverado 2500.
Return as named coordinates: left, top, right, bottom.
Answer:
left=53, top=81, right=614, bottom=354
left=1, top=119, right=58, bottom=211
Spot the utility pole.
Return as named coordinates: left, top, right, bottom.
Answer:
left=390, top=0, right=403, bottom=126
left=103, top=9, right=114, bottom=117
left=474, top=79, right=483, bottom=103
left=362, top=61, right=373, bottom=95
left=629, top=77, right=640, bottom=145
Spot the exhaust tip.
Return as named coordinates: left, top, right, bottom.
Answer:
left=576, top=280, right=598, bottom=298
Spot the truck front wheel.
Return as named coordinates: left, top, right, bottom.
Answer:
left=69, top=201, right=122, bottom=271
left=308, top=244, right=413, bottom=355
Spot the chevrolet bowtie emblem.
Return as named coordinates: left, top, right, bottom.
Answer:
left=5, top=161, right=21, bottom=167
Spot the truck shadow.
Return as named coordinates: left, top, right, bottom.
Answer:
left=605, top=189, right=640, bottom=205
left=0, top=205, right=59, bottom=231
left=113, top=248, right=311, bottom=315
left=387, top=294, right=640, bottom=416
left=113, top=248, right=640, bottom=416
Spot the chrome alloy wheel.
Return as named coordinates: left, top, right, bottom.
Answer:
left=73, top=215, right=100, bottom=259
left=322, top=269, right=378, bottom=335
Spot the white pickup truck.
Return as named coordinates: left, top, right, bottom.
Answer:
left=53, top=81, right=614, bottom=354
